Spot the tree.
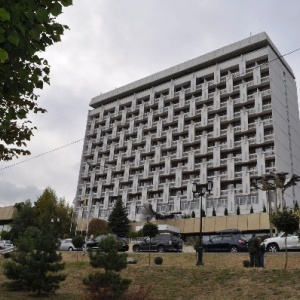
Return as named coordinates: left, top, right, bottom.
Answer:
left=107, top=198, right=130, bottom=237
left=10, top=200, right=36, bottom=241
left=191, top=211, right=195, bottom=218
left=0, top=0, right=72, bottom=161
left=72, top=235, right=85, bottom=261
left=88, top=219, right=108, bottom=237
left=3, top=225, right=66, bottom=294
left=224, top=207, right=228, bottom=216
left=84, top=236, right=131, bottom=299
left=270, top=209, right=300, bottom=269
left=250, top=206, right=254, bottom=214
left=201, top=208, right=206, bottom=217
left=237, top=205, right=241, bottom=215
left=35, top=187, right=75, bottom=238
left=143, top=222, right=159, bottom=266
left=212, top=207, right=216, bottom=216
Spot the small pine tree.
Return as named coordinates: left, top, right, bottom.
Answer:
left=224, top=207, right=228, bottom=216
left=4, top=226, right=66, bottom=294
left=294, top=201, right=299, bottom=211
left=84, top=236, right=131, bottom=298
left=108, top=198, right=130, bottom=236
left=191, top=211, right=195, bottom=218
left=201, top=209, right=206, bottom=217
left=237, top=205, right=241, bottom=215
left=212, top=207, right=216, bottom=216
left=250, top=206, right=254, bottom=214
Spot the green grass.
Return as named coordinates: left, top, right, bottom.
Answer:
left=1, top=252, right=300, bottom=299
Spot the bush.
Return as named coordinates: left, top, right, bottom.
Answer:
left=154, top=257, right=163, bottom=265
left=243, top=260, right=250, bottom=268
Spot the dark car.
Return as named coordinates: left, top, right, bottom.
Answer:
left=86, top=234, right=129, bottom=252
left=203, top=234, right=248, bottom=253
left=132, top=234, right=183, bottom=253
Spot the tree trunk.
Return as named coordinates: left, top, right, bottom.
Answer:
left=284, top=236, right=288, bottom=269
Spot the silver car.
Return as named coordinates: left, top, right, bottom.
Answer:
left=58, top=238, right=79, bottom=251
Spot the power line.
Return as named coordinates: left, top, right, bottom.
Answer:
left=0, top=139, right=83, bottom=171
left=1, top=46, right=300, bottom=171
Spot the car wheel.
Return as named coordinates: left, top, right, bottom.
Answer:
left=267, top=243, right=279, bottom=252
left=157, top=245, right=164, bottom=253
left=230, top=246, right=238, bottom=253
left=68, top=247, right=73, bottom=251
left=133, top=245, right=140, bottom=252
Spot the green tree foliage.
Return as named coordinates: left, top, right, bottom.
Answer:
left=224, top=207, right=228, bottom=216
left=10, top=188, right=75, bottom=242
left=270, top=209, right=300, bottom=269
left=3, top=224, right=66, bottom=294
left=191, top=211, right=195, bottom=218
left=35, top=187, right=75, bottom=238
left=142, top=222, right=159, bottom=239
left=84, top=236, right=131, bottom=299
left=107, top=198, right=130, bottom=236
left=10, top=200, right=36, bottom=241
left=250, top=206, right=254, bottom=214
left=0, top=0, right=72, bottom=161
left=88, top=218, right=108, bottom=237
left=201, top=208, right=206, bottom=217
left=142, top=222, right=159, bottom=266
left=72, top=235, right=85, bottom=249
left=237, top=205, right=241, bottom=215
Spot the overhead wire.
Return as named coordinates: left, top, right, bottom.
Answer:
left=1, top=46, right=300, bottom=172
left=0, top=139, right=83, bottom=171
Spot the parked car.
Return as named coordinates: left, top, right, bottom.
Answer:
left=132, top=234, right=183, bottom=252
left=0, top=240, right=13, bottom=249
left=264, top=232, right=300, bottom=252
left=203, top=233, right=248, bottom=253
left=86, top=234, right=129, bottom=252
left=59, top=238, right=81, bottom=251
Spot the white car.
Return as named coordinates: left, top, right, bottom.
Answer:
left=264, top=232, right=300, bottom=252
left=58, top=238, right=79, bottom=251
left=0, top=240, right=14, bottom=249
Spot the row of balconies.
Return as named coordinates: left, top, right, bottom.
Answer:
left=86, top=102, right=272, bottom=152
left=84, top=129, right=274, bottom=161
left=88, top=64, right=269, bottom=128
left=87, top=79, right=271, bottom=134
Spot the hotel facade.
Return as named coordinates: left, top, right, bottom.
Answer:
left=74, top=32, right=300, bottom=225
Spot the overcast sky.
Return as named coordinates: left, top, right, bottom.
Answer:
left=1, top=0, right=300, bottom=207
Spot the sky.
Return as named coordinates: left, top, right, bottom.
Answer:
left=1, top=0, right=300, bottom=207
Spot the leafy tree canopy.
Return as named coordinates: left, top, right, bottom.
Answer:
left=142, top=222, right=159, bottom=239
left=88, top=218, right=108, bottom=237
left=0, top=0, right=72, bottom=160
left=107, top=198, right=130, bottom=237
left=270, top=209, right=299, bottom=236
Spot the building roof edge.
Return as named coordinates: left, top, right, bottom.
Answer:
left=90, top=32, right=294, bottom=108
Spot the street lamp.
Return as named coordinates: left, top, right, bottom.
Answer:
left=251, top=175, right=276, bottom=237
left=192, top=181, right=213, bottom=266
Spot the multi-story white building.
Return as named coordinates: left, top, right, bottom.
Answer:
left=74, top=32, right=300, bottom=225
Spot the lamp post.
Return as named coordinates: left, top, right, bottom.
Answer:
left=251, top=175, right=276, bottom=237
left=192, top=181, right=213, bottom=266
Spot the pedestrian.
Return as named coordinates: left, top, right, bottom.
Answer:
left=248, top=234, right=260, bottom=267
left=258, top=237, right=266, bottom=268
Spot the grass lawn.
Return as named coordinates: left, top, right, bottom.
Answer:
left=1, top=251, right=300, bottom=299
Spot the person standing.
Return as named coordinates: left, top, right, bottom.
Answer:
left=258, top=237, right=266, bottom=268
left=248, top=234, right=260, bottom=267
